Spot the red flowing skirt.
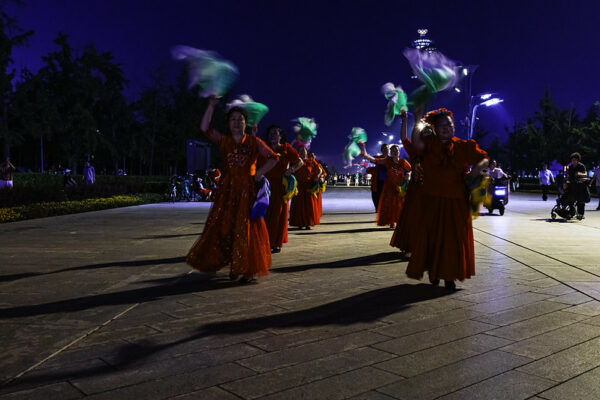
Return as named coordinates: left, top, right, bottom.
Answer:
left=376, top=180, right=405, bottom=226
left=186, top=174, right=271, bottom=277
left=289, top=188, right=318, bottom=227
left=390, top=181, right=422, bottom=252
left=405, top=194, right=475, bottom=282
left=264, top=176, right=289, bottom=248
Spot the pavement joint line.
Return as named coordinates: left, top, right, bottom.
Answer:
left=1, top=302, right=140, bottom=387
left=474, top=227, right=600, bottom=280
left=473, top=238, right=589, bottom=300
left=2, top=269, right=195, bottom=387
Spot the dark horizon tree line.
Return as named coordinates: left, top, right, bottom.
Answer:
left=1, top=10, right=599, bottom=177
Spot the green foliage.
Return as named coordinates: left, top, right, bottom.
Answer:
left=0, top=193, right=163, bottom=223
left=1, top=173, right=169, bottom=206
left=503, top=90, right=600, bottom=171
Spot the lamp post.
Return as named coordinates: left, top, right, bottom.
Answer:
left=469, top=96, right=504, bottom=140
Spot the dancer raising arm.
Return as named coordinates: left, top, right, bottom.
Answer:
left=360, top=142, right=411, bottom=228
left=186, top=95, right=278, bottom=283
left=403, top=108, right=488, bottom=290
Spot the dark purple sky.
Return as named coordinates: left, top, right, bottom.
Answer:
left=7, top=0, right=600, bottom=168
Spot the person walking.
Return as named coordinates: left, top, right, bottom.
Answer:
left=590, top=163, right=600, bottom=210
left=566, top=152, right=589, bottom=220
left=538, top=163, right=554, bottom=201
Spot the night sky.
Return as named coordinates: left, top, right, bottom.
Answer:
left=7, top=0, right=600, bottom=169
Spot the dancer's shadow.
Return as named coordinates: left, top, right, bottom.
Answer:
left=7, top=284, right=449, bottom=388
left=0, top=272, right=231, bottom=319
left=294, top=227, right=389, bottom=235
left=0, top=256, right=187, bottom=283
left=273, top=252, right=403, bottom=273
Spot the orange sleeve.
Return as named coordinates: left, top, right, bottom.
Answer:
left=203, top=128, right=222, bottom=144
left=287, top=143, right=301, bottom=163
left=466, top=139, right=488, bottom=165
left=256, top=137, right=279, bottom=161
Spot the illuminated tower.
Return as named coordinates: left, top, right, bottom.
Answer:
left=412, top=29, right=436, bottom=53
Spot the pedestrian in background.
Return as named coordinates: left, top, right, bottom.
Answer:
left=83, top=161, right=95, bottom=184
left=0, top=159, right=16, bottom=189
left=590, top=163, right=600, bottom=210
left=538, top=163, right=554, bottom=201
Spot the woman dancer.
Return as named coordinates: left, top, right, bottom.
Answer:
left=391, top=110, right=427, bottom=256
left=403, top=108, right=488, bottom=290
left=308, top=152, right=326, bottom=221
left=186, top=96, right=278, bottom=283
left=361, top=144, right=411, bottom=228
left=289, top=145, right=320, bottom=229
left=262, top=125, right=303, bottom=253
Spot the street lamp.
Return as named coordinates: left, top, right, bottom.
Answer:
left=469, top=96, right=504, bottom=140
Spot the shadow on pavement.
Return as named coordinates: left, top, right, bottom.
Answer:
left=318, top=220, right=373, bottom=225
left=0, top=257, right=187, bottom=284
left=135, top=233, right=201, bottom=240
left=293, top=227, right=389, bottom=235
left=0, top=272, right=233, bottom=319
left=5, top=283, right=450, bottom=389
left=272, top=252, right=403, bottom=273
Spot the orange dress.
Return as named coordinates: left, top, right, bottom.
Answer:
left=405, top=135, right=488, bottom=282
left=186, top=130, right=278, bottom=277
left=390, top=138, right=423, bottom=252
left=289, top=158, right=320, bottom=227
left=376, top=158, right=411, bottom=226
left=315, top=162, right=326, bottom=220
left=261, top=143, right=301, bottom=248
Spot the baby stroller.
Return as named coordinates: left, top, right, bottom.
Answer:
left=486, top=177, right=510, bottom=215
left=551, top=176, right=590, bottom=220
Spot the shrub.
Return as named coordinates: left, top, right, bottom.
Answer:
left=0, top=194, right=164, bottom=223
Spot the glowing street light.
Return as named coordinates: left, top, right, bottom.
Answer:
left=469, top=96, right=504, bottom=140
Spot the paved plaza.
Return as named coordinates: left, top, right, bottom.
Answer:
left=1, top=187, right=600, bottom=399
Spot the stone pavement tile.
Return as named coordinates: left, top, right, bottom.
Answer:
left=0, top=382, right=83, bottom=400
left=167, top=387, right=241, bottom=400
left=517, top=336, right=600, bottom=382
left=525, top=278, right=561, bottom=289
left=436, top=370, right=555, bottom=400
left=2, top=358, right=111, bottom=395
left=372, top=320, right=496, bottom=356
left=247, top=321, right=385, bottom=352
left=72, top=343, right=262, bottom=395
left=469, top=292, right=553, bottom=314
left=472, top=300, right=569, bottom=326
left=222, top=347, right=393, bottom=399
left=535, top=265, right=600, bottom=282
left=377, top=350, right=532, bottom=400
left=237, top=331, right=389, bottom=373
left=538, top=366, right=600, bottom=400
left=375, top=334, right=512, bottom=377
left=453, top=285, right=532, bottom=303
left=546, top=291, right=593, bottom=305
left=500, top=322, right=600, bottom=359
left=566, top=282, right=600, bottom=301
left=81, top=363, right=254, bottom=400
left=259, top=366, right=401, bottom=400
left=347, top=392, right=397, bottom=400
left=564, top=300, right=600, bottom=316
left=38, top=340, right=130, bottom=369
left=374, top=308, right=483, bottom=338
left=485, top=310, right=589, bottom=341
left=532, top=284, right=576, bottom=296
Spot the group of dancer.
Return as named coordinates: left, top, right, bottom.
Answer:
left=185, top=94, right=489, bottom=289
left=185, top=96, right=325, bottom=283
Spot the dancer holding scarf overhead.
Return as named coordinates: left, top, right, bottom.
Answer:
left=403, top=108, right=488, bottom=290
left=186, top=96, right=278, bottom=283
